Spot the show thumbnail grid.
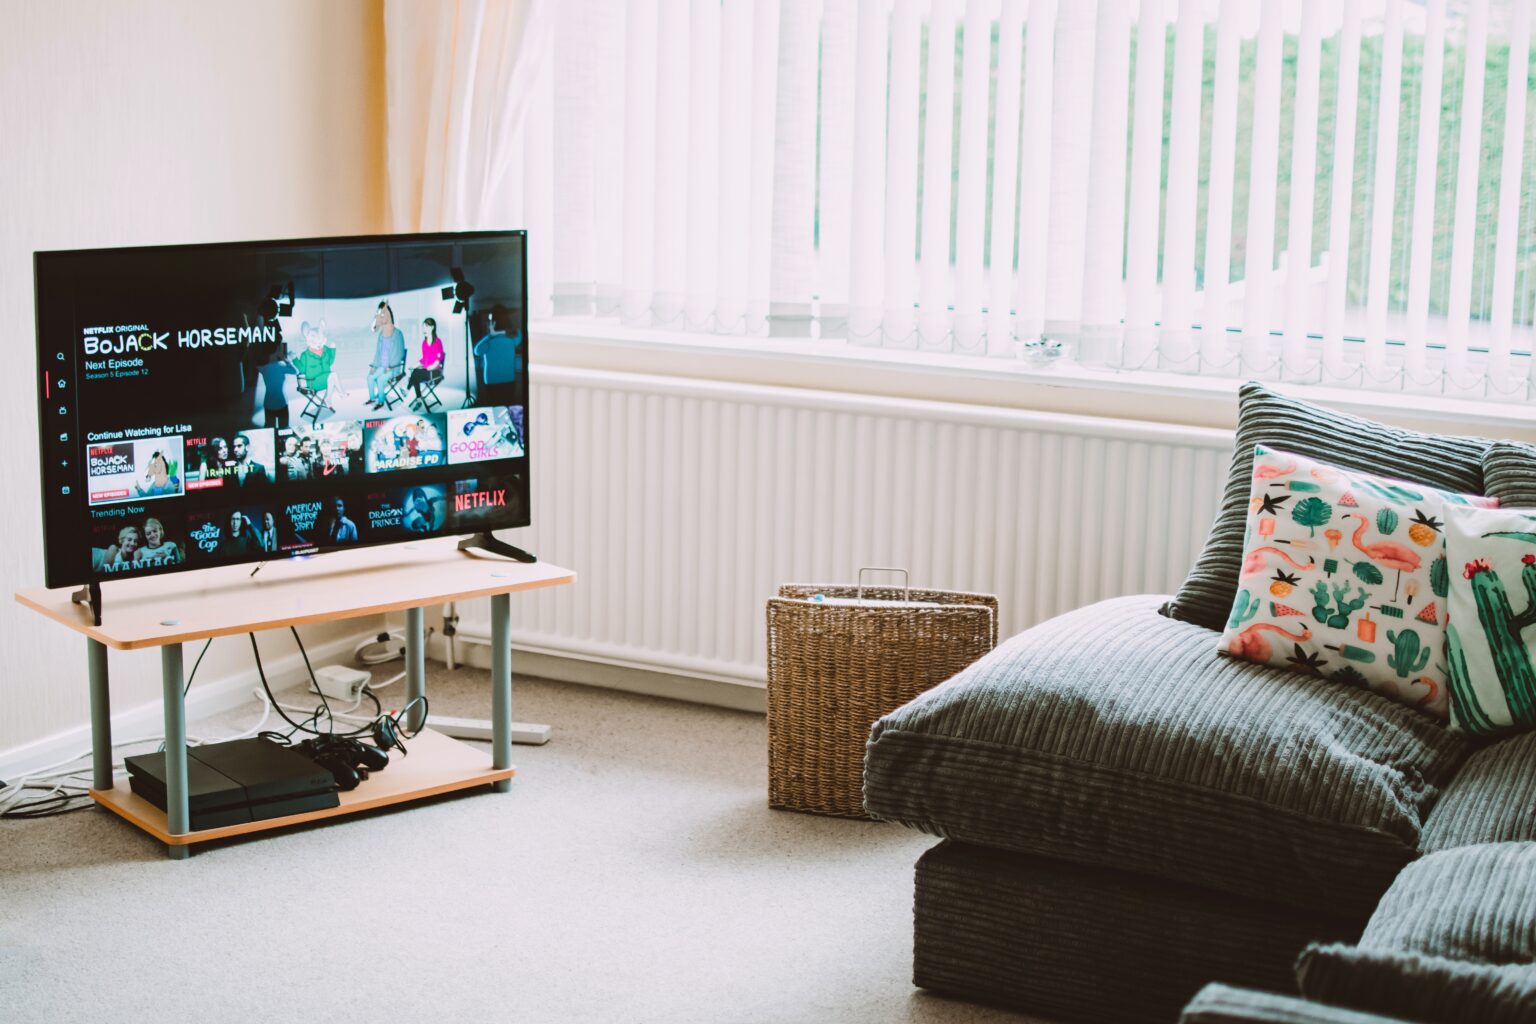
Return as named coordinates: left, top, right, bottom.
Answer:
left=80, top=406, right=523, bottom=578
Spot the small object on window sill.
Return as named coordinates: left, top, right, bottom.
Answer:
left=1022, top=337, right=1066, bottom=367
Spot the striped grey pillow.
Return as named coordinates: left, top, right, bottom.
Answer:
left=1162, top=383, right=1492, bottom=632
left=1483, top=441, right=1536, bottom=508
left=1421, top=731, right=1536, bottom=853
left=1296, top=844, right=1536, bottom=1024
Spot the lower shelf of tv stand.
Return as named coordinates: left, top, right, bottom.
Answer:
left=88, top=727, right=515, bottom=847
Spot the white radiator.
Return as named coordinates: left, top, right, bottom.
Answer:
left=450, top=365, right=1232, bottom=686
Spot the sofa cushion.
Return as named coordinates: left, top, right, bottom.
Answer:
left=1483, top=440, right=1536, bottom=508
left=1422, top=731, right=1536, bottom=852
left=864, top=595, right=1469, bottom=918
left=916, top=841, right=1361, bottom=1024
left=1180, top=983, right=1415, bottom=1024
left=1162, top=382, right=1491, bottom=632
left=1359, top=842, right=1536, bottom=962
left=1298, top=945, right=1536, bottom=1024
left=1296, top=842, right=1536, bottom=1023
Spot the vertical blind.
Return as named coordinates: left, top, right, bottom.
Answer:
left=510, top=0, right=1536, bottom=403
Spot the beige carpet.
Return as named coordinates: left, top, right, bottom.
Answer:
left=0, top=667, right=1045, bottom=1024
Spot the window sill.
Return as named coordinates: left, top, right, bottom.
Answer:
left=530, top=318, right=1536, bottom=443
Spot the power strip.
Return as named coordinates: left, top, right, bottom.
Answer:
left=309, top=664, right=372, bottom=702
left=430, top=715, right=551, bottom=746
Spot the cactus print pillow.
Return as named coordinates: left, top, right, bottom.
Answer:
left=1443, top=505, right=1536, bottom=735
left=1218, top=446, right=1498, bottom=720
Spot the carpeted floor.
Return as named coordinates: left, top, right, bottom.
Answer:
left=0, top=667, right=1046, bottom=1024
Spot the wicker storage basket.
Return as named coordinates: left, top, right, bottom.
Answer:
left=766, top=579, right=998, bottom=819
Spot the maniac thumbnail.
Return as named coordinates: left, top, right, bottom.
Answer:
left=90, top=508, right=186, bottom=575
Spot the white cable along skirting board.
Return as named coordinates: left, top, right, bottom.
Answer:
left=455, top=365, right=1232, bottom=687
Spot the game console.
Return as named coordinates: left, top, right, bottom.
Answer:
left=125, top=737, right=339, bottom=831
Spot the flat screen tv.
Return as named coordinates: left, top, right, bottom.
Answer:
left=34, top=231, right=530, bottom=593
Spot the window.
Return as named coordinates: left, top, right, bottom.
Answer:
left=511, top=0, right=1536, bottom=403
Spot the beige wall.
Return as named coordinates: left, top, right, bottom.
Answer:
left=0, top=0, right=387, bottom=754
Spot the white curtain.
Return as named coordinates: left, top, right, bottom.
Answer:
left=384, top=0, right=555, bottom=234
left=489, top=0, right=1536, bottom=404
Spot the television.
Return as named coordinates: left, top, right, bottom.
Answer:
left=34, top=231, right=530, bottom=593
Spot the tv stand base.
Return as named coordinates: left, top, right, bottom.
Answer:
left=72, top=582, right=102, bottom=626
left=458, top=532, right=536, bottom=563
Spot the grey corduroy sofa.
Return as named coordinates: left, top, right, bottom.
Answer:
left=865, top=596, right=1536, bottom=1022
left=863, top=390, right=1536, bottom=1023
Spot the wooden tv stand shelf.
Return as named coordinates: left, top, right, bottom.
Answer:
left=14, top=537, right=574, bottom=858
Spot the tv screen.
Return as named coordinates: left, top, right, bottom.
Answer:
left=34, top=231, right=529, bottom=590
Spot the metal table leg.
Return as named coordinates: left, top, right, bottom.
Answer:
left=490, top=592, right=512, bottom=793
left=161, top=644, right=190, bottom=860
left=405, top=606, right=427, bottom=734
left=419, top=595, right=551, bottom=751
left=86, top=639, right=112, bottom=792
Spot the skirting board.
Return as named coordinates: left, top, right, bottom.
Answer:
left=424, top=633, right=767, bottom=715
left=0, top=626, right=383, bottom=786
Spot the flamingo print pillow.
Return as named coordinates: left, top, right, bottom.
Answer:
left=1218, top=445, right=1497, bottom=720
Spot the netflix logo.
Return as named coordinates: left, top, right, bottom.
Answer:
left=449, top=475, right=521, bottom=530
left=454, top=487, right=506, bottom=512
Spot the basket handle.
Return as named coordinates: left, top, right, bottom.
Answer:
left=857, top=567, right=910, bottom=602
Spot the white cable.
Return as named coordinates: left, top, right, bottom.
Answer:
left=365, top=671, right=406, bottom=691
left=272, top=698, right=379, bottom=728
left=6, top=665, right=366, bottom=816
left=355, top=629, right=407, bottom=664
left=0, top=780, right=75, bottom=815
left=1, top=693, right=275, bottom=814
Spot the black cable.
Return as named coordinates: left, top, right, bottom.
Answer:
left=157, top=637, right=217, bottom=752
left=292, top=626, right=383, bottom=734
left=250, top=632, right=337, bottom=737
left=356, top=687, right=384, bottom=723
left=5, top=798, right=93, bottom=819
left=394, top=695, right=429, bottom=740
left=1, top=788, right=94, bottom=819
left=9, top=629, right=400, bottom=816
left=282, top=705, right=329, bottom=740
left=183, top=638, right=213, bottom=698
left=289, top=626, right=320, bottom=696
left=250, top=630, right=384, bottom=739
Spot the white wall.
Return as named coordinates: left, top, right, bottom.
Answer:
left=0, top=0, right=388, bottom=755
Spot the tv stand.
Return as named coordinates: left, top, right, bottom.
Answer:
left=15, top=538, right=574, bottom=859
left=71, top=582, right=102, bottom=626
left=458, top=532, right=537, bottom=563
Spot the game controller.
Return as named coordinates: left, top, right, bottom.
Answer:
left=296, top=736, right=391, bottom=791
left=313, top=754, right=362, bottom=791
